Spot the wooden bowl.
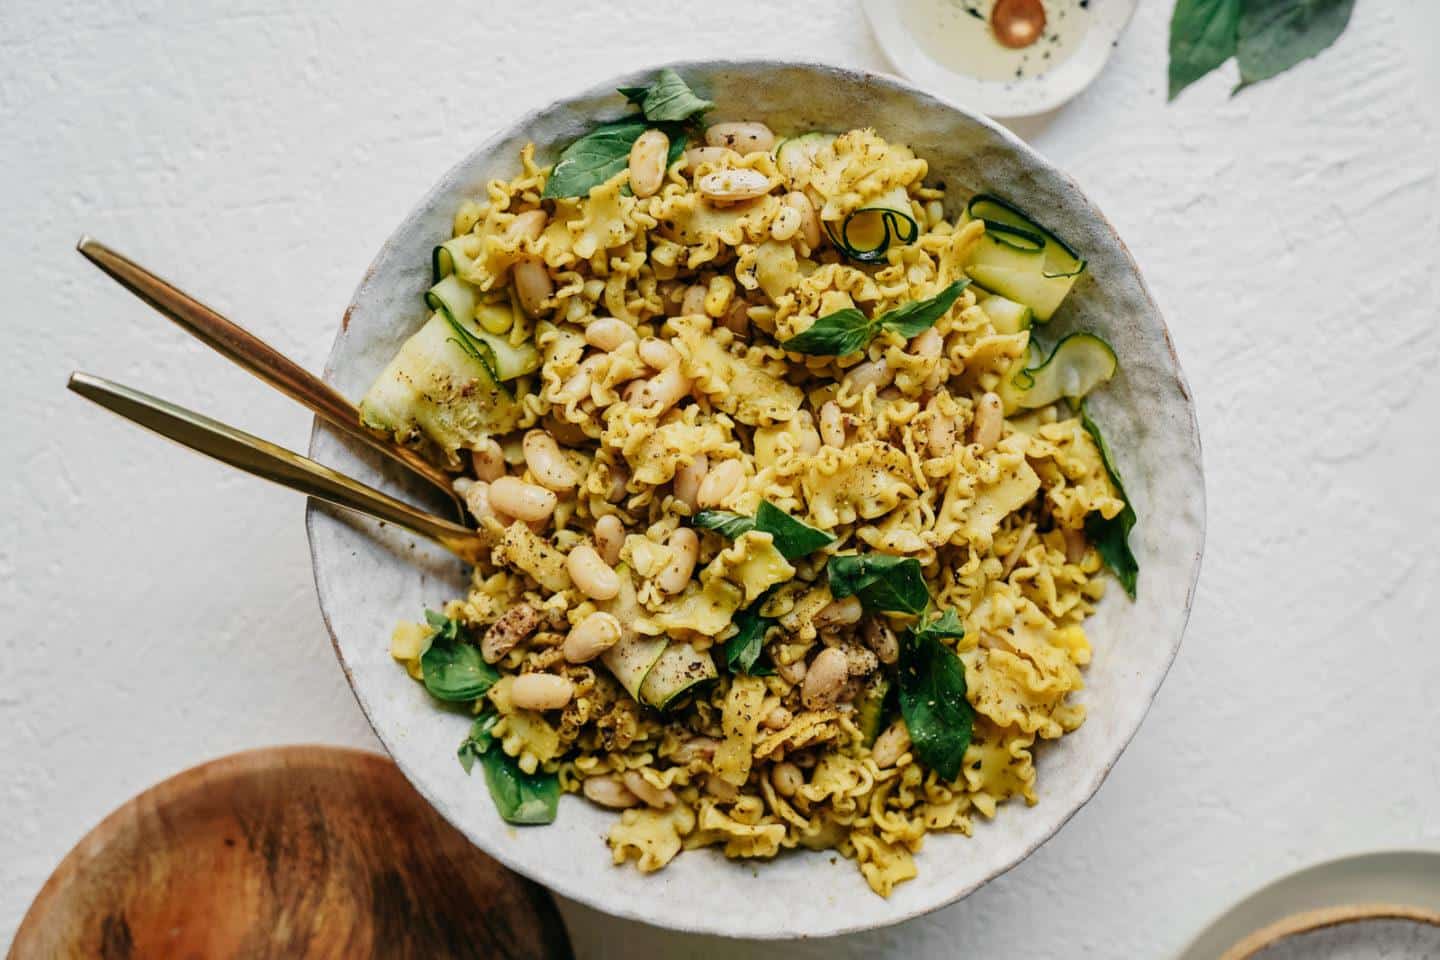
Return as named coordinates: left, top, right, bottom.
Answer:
left=9, top=746, right=573, bottom=960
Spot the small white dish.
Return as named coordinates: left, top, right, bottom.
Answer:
left=307, top=58, right=1204, bottom=939
left=865, top=0, right=1140, bottom=117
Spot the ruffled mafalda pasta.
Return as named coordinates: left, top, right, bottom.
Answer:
left=367, top=70, right=1138, bottom=898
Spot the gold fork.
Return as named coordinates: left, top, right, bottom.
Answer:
left=75, top=236, right=464, bottom=516
left=68, top=372, right=490, bottom=563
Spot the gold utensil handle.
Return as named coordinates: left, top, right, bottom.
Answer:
left=75, top=235, right=457, bottom=502
left=68, top=372, right=488, bottom=563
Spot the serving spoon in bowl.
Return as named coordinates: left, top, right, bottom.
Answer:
left=68, top=372, right=490, bottom=564
left=74, top=236, right=466, bottom=519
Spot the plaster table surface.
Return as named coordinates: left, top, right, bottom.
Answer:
left=2, top=1, right=1437, bottom=956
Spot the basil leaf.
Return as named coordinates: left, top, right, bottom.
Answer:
left=877, top=280, right=970, bottom=337
left=1235, top=0, right=1355, bottom=91
left=754, top=501, right=834, bottom=560
left=897, top=619, right=973, bottom=781
left=633, top=68, right=714, bottom=124
left=826, top=554, right=929, bottom=616
left=692, top=509, right=757, bottom=539
left=419, top=613, right=499, bottom=702
left=781, top=281, right=970, bottom=357
left=780, top=307, right=876, bottom=357
left=616, top=85, right=649, bottom=106
left=458, top=713, right=559, bottom=825
left=542, top=120, right=649, bottom=199
left=1167, top=0, right=1241, bottom=100
left=724, top=604, right=774, bottom=675
left=911, top=608, right=966, bottom=645
left=1080, top=403, right=1138, bottom=599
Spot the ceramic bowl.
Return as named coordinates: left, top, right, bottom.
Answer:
left=307, top=59, right=1204, bottom=939
left=864, top=0, right=1140, bottom=118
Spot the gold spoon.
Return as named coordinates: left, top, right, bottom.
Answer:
left=75, top=236, right=464, bottom=516
left=68, top=372, right=490, bottom=563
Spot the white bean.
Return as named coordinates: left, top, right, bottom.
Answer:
left=583, top=776, right=639, bottom=809
left=705, top=121, right=776, bottom=154
left=974, top=391, right=1003, bottom=451
left=510, top=673, right=575, bottom=711
left=927, top=397, right=957, bottom=458
left=461, top=480, right=497, bottom=524
left=698, top=168, right=772, bottom=203
left=696, top=458, right=744, bottom=508
left=672, top=736, right=720, bottom=764
left=783, top=191, right=821, bottom=250
left=638, top=337, right=681, bottom=370
left=912, top=327, right=943, bottom=358
left=470, top=439, right=506, bottom=482
left=794, top=410, right=822, bottom=456
left=776, top=655, right=807, bottom=686
left=622, top=770, right=676, bottom=809
left=627, top=128, right=669, bottom=199
left=566, top=544, right=621, bottom=601
left=684, top=146, right=736, bottom=170
left=864, top=618, right=900, bottom=666
left=489, top=476, right=557, bottom=522
left=605, top=464, right=629, bottom=503
left=819, top=401, right=846, bottom=448
left=770, top=761, right=803, bottom=797
left=871, top=720, right=912, bottom=768
left=673, top=454, right=708, bottom=509
left=636, top=364, right=692, bottom=413
left=563, top=611, right=622, bottom=663
left=523, top=430, right=578, bottom=492
left=802, top=647, right=849, bottom=710
left=512, top=255, right=553, bottom=316
left=657, top=527, right=699, bottom=595
left=770, top=203, right=802, bottom=242
left=762, top=705, right=793, bottom=730
left=844, top=359, right=891, bottom=393
left=815, top=596, right=863, bottom=630
left=594, top=514, right=625, bottom=565
left=681, top=283, right=708, bottom=316
left=585, top=316, right=638, bottom=352
left=504, top=209, right=548, bottom=245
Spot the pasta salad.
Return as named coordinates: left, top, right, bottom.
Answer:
left=367, top=70, right=1138, bottom=897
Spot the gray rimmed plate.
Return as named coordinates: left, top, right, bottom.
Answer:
left=305, top=59, right=1205, bottom=939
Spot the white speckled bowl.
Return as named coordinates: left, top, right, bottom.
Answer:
left=306, top=60, right=1205, bottom=939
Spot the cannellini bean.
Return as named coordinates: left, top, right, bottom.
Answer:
left=510, top=672, right=574, bottom=711
left=793, top=410, right=822, bottom=456
left=672, top=736, right=720, bottom=764
left=776, top=656, right=807, bottom=686
left=657, top=527, right=699, bottom=594
left=762, top=705, right=793, bottom=730
left=871, top=720, right=912, bottom=768
left=583, top=776, right=640, bottom=809
left=585, top=316, right=638, bottom=352
left=782, top=191, right=821, bottom=250
left=461, top=480, right=497, bottom=525
left=815, top=596, right=863, bottom=629
left=481, top=604, right=542, bottom=664
left=504, top=209, right=548, bottom=244
left=627, top=128, right=669, bottom=199
left=770, top=761, right=803, bottom=797
left=722, top=300, right=750, bottom=336
left=563, top=611, right=622, bottom=663
left=471, top=439, right=506, bottom=482
left=912, top=327, right=943, bottom=358
left=696, top=458, right=744, bottom=508
left=522, top=430, right=578, bottom=492
left=819, top=401, right=846, bottom=448
left=927, top=398, right=957, bottom=458
left=594, top=514, right=625, bottom=565
left=636, top=364, right=692, bottom=414
left=864, top=618, right=900, bottom=665
left=681, top=283, right=708, bottom=316
left=705, top=121, right=776, bottom=154
left=566, top=544, right=621, bottom=601
left=605, top=465, right=629, bottom=503
left=770, top=203, right=802, bottom=242
left=622, top=770, right=676, bottom=809
left=802, top=647, right=849, bottom=710
left=673, top=454, right=708, bottom=509
left=684, top=146, right=736, bottom=170
left=512, top=255, right=553, bottom=316
left=974, top=391, right=1003, bottom=451
left=489, top=476, right=557, bottom=522
left=843, top=359, right=891, bottom=393
left=638, top=337, right=681, bottom=370
left=698, top=168, right=772, bottom=203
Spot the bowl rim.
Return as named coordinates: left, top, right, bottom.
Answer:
left=306, top=56, right=1206, bottom=939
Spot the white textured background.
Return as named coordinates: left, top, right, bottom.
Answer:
left=2, top=1, right=1436, bottom=956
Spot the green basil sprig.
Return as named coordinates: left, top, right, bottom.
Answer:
left=1168, top=0, right=1355, bottom=101
left=692, top=500, right=835, bottom=561
left=896, top=609, right=973, bottom=781
left=825, top=554, right=928, bottom=616
left=419, top=611, right=500, bottom=702
left=543, top=71, right=708, bottom=199
left=722, top=603, right=775, bottom=676
left=1080, top=403, right=1139, bottom=599
left=780, top=280, right=970, bottom=357
left=457, top=712, right=560, bottom=825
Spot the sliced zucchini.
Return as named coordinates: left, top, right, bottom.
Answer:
left=639, top=642, right=717, bottom=710
left=827, top=185, right=920, bottom=262
left=358, top=312, right=525, bottom=456
left=602, top=634, right=669, bottom=702
left=964, top=194, right=1085, bottom=321
left=425, top=275, right=539, bottom=381
left=855, top=674, right=891, bottom=747
left=997, top=339, right=1043, bottom=415
left=432, top=234, right=480, bottom=282
left=978, top=294, right=1034, bottom=335
left=1013, top=333, right=1117, bottom=409
left=774, top=131, right=835, bottom=180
